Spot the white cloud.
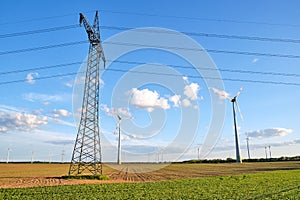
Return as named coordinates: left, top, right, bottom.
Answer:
left=252, top=58, right=259, bottom=63
left=117, top=107, right=132, bottom=118
left=211, top=87, right=230, bottom=99
left=246, top=128, right=293, bottom=139
left=23, top=93, right=63, bottom=102
left=182, top=76, right=189, bottom=84
left=0, top=112, right=48, bottom=133
left=169, top=95, right=181, bottom=107
left=32, top=109, right=42, bottom=115
left=182, top=98, right=192, bottom=107
left=128, top=88, right=170, bottom=112
left=65, top=81, right=73, bottom=88
left=52, top=109, right=71, bottom=117
left=26, top=72, right=39, bottom=84
left=184, top=83, right=200, bottom=100
left=42, top=102, right=50, bottom=106
left=100, top=104, right=131, bottom=118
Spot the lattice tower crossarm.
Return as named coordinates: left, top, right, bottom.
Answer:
left=69, top=11, right=105, bottom=176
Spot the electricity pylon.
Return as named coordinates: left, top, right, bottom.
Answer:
left=69, top=11, right=106, bottom=176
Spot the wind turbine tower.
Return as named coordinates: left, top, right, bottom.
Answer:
left=114, top=112, right=130, bottom=165
left=226, top=88, right=244, bottom=163
left=6, top=148, right=10, bottom=163
left=246, top=132, right=251, bottom=159
left=69, top=11, right=106, bottom=176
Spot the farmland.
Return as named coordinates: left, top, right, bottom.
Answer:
left=0, top=162, right=299, bottom=199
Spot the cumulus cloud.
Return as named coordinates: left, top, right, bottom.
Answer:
left=184, top=83, right=200, bottom=100
left=65, top=81, right=73, bottom=88
left=182, top=98, right=192, bottom=107
left=246, top=128, right=293, bottom=139
left=182, top=76, right=189, bottom=83
left=100, top=104, right=131, bottom=118
left=26, top=72, right=39, bottom=84
left=211, top=87, right=230, bottom=99
left=0, top=112, right=48, bottom=133
left=128, top=88, right=170, bottom=112
left=169, top=95, right=181, bottom=107
left=52, top=109, right=71, bottom=118
left=23, top=93, right=63, bottom=102
left=117, top=107, right=132, bottom=118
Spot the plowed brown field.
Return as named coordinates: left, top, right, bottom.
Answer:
left=0, top=162, right=299, bottom=188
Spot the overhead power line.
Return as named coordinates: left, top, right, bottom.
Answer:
left=105, top=68, right=300, bottom=87
left=0, top=10, right=95, bottom=26
left=1, top=60, right=300, bottom=78
left=105, top=41, right=300, bottom=59
left=1, top=9, right=300, bottom=28
left=0, top=63, right=299, bottom=87
left=0, top=40, right=88, bottom=56
left=102, top=26, right=300, bottom=44
left=0, top=25, right=79, bottom=39
left=98, top=9, right=300, bottom=28
left=2, top=40, right=300, bottom=59
left=0, top=62, right=82, bottom=75
left=0, top=72, right=79, bottom=85
left=110, top=60, right=300, bottom=78
left=2, top=24, right=300, bottom=45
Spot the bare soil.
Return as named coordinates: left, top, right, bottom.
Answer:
left=0, top=162, right=299, bottom=188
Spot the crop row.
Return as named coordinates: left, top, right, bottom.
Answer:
left=0, top=170, right=299, bottom=199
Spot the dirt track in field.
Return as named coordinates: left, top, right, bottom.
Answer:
left=0, top=162, right=299, bottom=188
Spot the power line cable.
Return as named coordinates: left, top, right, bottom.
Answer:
left=0, top=62, right=82, bottom=75
left=0, top=67, right=299, bottom=87
left=102, top=25, right=300, bottom=44
left=105, top=68, right=300, bottom=87
left=1, top=9, right=299, bottom=28
left=105, top=41, right=300, bottom=59
left=1, top=40, right=300, bottom=59
left=0, top=72, right=80, bottom=85
left=0, top=25, right=79, bottom=39
left=0, top=10, right=95, bottom=26
left=98, top=9, right=300, bottom=28
left=110, top=60, right=300, bottom=78
left=2, top=24, right=300, bottom=45
left=0, top=40, right=88, bottom=56
left=1, top=60, right=300, bottom=78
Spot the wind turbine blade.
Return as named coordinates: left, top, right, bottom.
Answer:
left=221, top=93, right=232, bottom=100
left=235, top=87, right=243, bottom=98
left=113, top=123, right=119, bottom=135
left=235, top=101, right=244, bottom=121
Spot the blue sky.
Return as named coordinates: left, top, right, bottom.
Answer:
left=0, top=0, right=299, bottom=162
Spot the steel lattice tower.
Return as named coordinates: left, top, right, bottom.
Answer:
left=69, top=11, right=106, bottom=176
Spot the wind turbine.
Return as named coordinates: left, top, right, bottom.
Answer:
left=225, top=87, right=244, bottom=163
left=113, top=110, right=131, bottom=165
left=246, top=132, right=251, bottom=159
left=6, top=148, right=11, bottom=163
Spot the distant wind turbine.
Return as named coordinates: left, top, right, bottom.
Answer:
left=113, top=109, right=131, bottom=165
left=246, top=132, right=251, bottom=159
left=6, top=148, right=11, bottom=163
left=265, top=146, right=268, bottom=159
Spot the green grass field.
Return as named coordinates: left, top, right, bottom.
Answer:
left=0, top=169, right=299, bottom=199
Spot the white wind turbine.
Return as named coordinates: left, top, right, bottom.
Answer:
left=113, top=110, right=131, bottom=165
left=246, top=132, right=251, bottom=159
left=223, top=87, right=244, bottom=163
